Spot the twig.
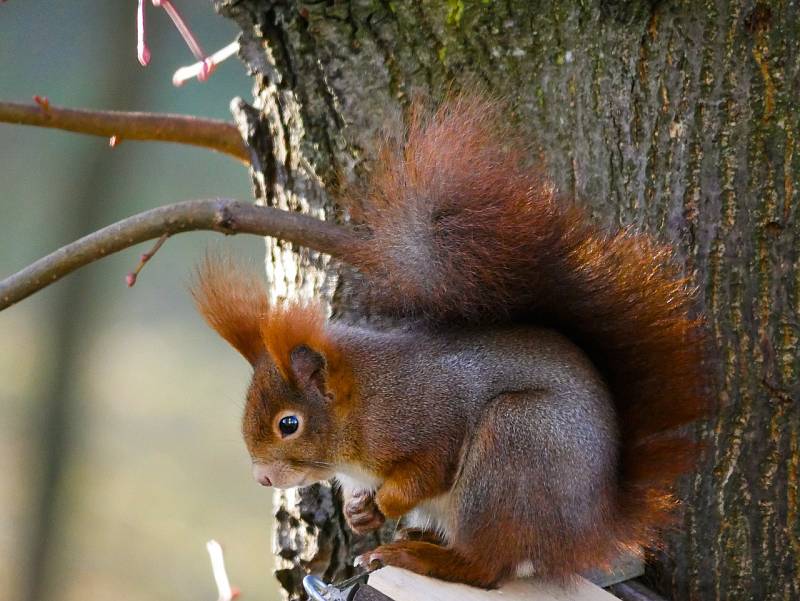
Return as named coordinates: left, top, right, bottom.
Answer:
left=139, top=0, right=223, bottom=84
left=137, top=0, right=151, bottom=65
left=206, top=540, right=239, bottom=601
left=125, top=233, right=169, bottom=287
left=0, top=198, right=360, bottom=311
left=157, top=0, right=208, bottom=65
left=0, top=101, right=250, bottom=163
left=173, top=41, right=240, bottom=87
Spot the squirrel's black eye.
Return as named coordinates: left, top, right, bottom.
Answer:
left=278, top=415, right=300, bottom=437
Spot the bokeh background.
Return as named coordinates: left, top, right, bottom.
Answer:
left=0, top=3, right=279, bottom=600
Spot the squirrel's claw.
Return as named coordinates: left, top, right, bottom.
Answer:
left=353, top=552, right=384, bottom=571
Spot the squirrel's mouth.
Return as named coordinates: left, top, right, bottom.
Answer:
left=251, top=461, right=331, bottom=489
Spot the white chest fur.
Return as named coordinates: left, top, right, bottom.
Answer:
left=403, top=492, right=454, bottom=543
left=334, top=463, right=383, bottom=495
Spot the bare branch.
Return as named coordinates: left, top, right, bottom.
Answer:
left=0, top=100, right=250, bottom=163
left=0, top=199, right=359, bottom=311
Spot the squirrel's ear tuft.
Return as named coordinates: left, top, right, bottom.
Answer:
left=258, top=302, right=352, bottom=402
left=289, top=345, right=328, bottom=393
left=191, top=254, right=269, bottom=366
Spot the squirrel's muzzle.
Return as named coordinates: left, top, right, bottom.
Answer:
left=252, top=462, right=274, bottom=487
left=251, top=460, right=328, bottom=488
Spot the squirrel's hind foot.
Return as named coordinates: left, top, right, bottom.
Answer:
left=354, top=541, right=503, bottom=589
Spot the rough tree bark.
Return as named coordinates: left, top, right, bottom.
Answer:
left=213, top=1, right=799, bottom=600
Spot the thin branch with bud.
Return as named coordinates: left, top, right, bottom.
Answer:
left=126, top=234, right=169, bottom=287
left=173, top=41, right=240, bottom=87
left=0, top=100, right=250, bottom=163
left=137, top=0, right=151, bottom=66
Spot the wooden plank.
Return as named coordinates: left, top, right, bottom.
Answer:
left=369, top=567, right=620, bottom=601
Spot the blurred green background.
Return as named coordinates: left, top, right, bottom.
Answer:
left=0, top=3, right=279, bottom=600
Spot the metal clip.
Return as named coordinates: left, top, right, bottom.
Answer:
left=303, top=572, right=369, bottom=601
left=303, top=575, right=343, bottom=601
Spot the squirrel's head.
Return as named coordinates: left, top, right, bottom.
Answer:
left=191, top=257, right=351, bottom=489
left=241, top=341, right=342, bottom=488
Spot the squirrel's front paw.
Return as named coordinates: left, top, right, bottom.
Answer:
left=344, top=489, right=385, bottom=534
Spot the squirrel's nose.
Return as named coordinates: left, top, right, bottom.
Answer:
left=252, top=462, right=273, bottom=487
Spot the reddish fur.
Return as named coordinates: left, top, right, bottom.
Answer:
left=192, top=257, right=354, bottom=406
left=341, top=95, right=710, bottom=575
left=191, top=256, right=270, bottom=365
left=260, top=303, right=354, bottom=406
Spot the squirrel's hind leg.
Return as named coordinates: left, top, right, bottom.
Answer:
left=355, top=540, right=505, bottom=588
left=450, top=389, right=618, bottom=579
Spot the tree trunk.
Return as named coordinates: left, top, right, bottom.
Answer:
left=214, top=1, right=800, bottom=599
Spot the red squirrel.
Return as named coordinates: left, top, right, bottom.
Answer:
left=192, top=96, right=709, bottom=588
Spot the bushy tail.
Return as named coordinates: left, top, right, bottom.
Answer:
left=341, top=96, right=710, bottom=553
